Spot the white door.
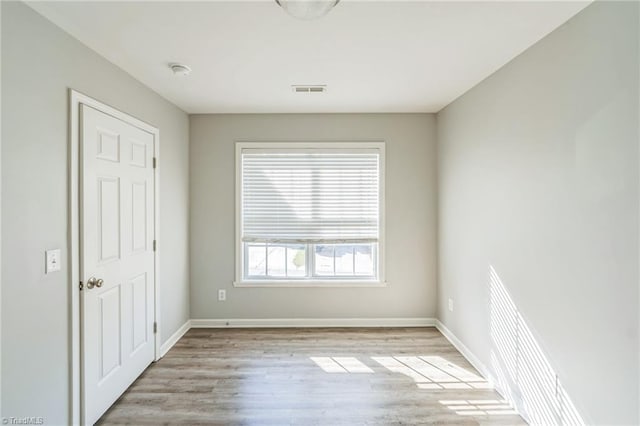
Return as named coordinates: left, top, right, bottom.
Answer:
left=80, top=104, right=156, bottom=425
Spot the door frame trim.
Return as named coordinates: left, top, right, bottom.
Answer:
left=69, top=89, right=161, bottom=425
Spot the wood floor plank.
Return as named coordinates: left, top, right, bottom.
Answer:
left=97, top=327, right=526, bottom=425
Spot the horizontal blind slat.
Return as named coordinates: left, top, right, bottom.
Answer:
left=242, top=149, right=380, bottom=241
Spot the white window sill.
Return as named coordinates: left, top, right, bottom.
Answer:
left=233, top=280, right=388, bottom=288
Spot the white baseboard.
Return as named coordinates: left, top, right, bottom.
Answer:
left=162, top=319, right=491, bottom=379
left=435, top=320, right=526, bottom=419
left=158, top=317, right=525, bottom=420
left=158, top=318, right=435, bottom=356
left=435, top=319, right=491, bottom=382
left=190, top=317, right=436, bottom=328
left=159, top=320, right=191, bottom=358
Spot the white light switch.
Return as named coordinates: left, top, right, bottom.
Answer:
left=46, top=249, right=61, bottom=273
left=448, top=298, right=454, bottom=312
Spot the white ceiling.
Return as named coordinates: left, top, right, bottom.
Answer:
left=27, top=1, right=590, bottom=113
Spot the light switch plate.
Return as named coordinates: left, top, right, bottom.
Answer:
left=46, top=249, right=61, bottom=273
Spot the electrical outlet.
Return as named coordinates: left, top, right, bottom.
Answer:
left=448, top=298, right=454, bottom=312
left=218, top=289, right=226, bottom=302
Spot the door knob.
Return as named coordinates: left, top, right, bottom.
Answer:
left=86, top=277, right=104, bottom=289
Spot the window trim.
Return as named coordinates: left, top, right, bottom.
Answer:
left=234, top=141, right=386, bottom=288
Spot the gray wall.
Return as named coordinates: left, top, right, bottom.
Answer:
left=437, top=2, right=638, bottom=425
left=3, top=0, right=638, bottom=424
left=190, top=114, right=437, bottom=320
left=1, top=2, right=190, bottom=423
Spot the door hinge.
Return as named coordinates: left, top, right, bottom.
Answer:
left=153, top=240, right=157, bottom=251
left=153, top=157, right=157, bottom=169
left=79, top=281, right=84, bottom=291
left=153, top=322, right=158, bottom=334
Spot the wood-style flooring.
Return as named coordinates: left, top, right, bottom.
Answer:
left=97, top=327, right=526, bottom=425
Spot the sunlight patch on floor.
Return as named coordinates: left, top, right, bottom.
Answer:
left=311, top=354, right=494, bottom=394
left=311, top=356, right=374, bottom=373
left=439, top=399, right=517, bottom=416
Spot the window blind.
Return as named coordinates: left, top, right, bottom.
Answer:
left=241, top=149, right=380, bottom=244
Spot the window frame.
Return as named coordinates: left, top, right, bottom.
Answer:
left=234, top=141, right=386, bottom=288
left=243, top=242, right=379, bottom=281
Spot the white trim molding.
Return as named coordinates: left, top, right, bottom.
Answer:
left=191, top=317, right=436, bottom=328
left=159, top=320, right=192, bottom=358
left=435, top=320, right=491, bottom=383
left=154, top=318, right=436, bottom=362
left=234, top=141, right=386, bottom=287
left=154, top=318, right=437, bottom=363
left=69, top=89, right=160, bottom=425
left=233, top=281, right=388, bottom=288
left=136, top=317, right=532, bottom=426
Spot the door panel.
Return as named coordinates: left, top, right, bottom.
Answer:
left=130, top=141, right=147, bottom=168
left=131, top=273, right=148, bottom=353
left=131, top=181, right=147, bottom=252
left=98, top=286, right=121, bottom=381
left=97, top=177, right=120, bottom=263
left=81, top=104, right=155, bottom=425
left=96, top=128, right=120, bottom=162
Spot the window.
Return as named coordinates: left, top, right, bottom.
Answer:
left=235, top=142, right=384, bottom=286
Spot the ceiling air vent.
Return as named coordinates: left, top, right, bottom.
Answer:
left=292, top=85, right=327, bottom=93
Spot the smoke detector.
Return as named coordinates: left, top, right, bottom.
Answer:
left=169, top=63, right=192, bottom=76
left=292, top=85, right=327, bottom=93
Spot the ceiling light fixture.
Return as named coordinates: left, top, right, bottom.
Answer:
left=169, top=63, right=192, bottom=76
left=275, top=0, right=340, bottom=20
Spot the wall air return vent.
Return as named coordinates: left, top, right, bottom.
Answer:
left=292, top=85, right=327, bottom=93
